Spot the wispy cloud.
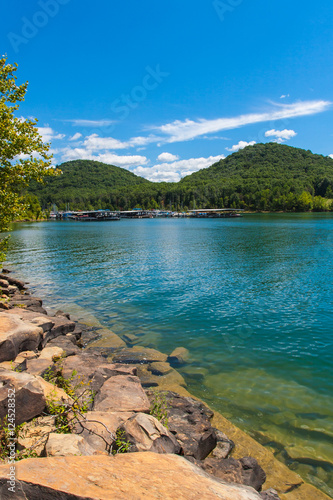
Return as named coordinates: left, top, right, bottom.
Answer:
left=152, top=100, right=331, bottom=143
left=226, top=140, right=256, bottom=152
left=63, top=119, right=115, bottom=127
left=69, top=132, right=82, bottom=141
left=131, top=155, right=225, bottom=183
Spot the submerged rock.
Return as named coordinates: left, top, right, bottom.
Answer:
left=111, top=346, right=168, bottom=364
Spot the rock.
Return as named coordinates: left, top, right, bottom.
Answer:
left=17, top=416, right=57, bottom=456
left=148, top=361, right=173, bottom=375
left=120, top=413, right=181, bottom=454
left=0, top=453, right=263, bottom=499
left=61, top=353, right=137, bottom=394
left=13, top=351, right=38, bottom=371
left=0, top=274, right=26, bottom=289
left=0, top=312, right=43, bottom=361
left=137, top=364, right=187, bottom=389
left=91, top=327, right=126, bottom=349
left=36, top=376, right=73, bottom=405
left=122, top=332, right=140, bottom=344
left=148, top=391, right=216, bottom=460
left=39, top=346, right=64, bottom=361
left=42, top=315, right=76, bottom=345
left=260, top=489, right=281, bottom=499
left=94, top=375, right=150, bottom=413
left=79, top=328, right=102, bottom=346
left=25, top=358, right=55, bottom=378
left=201, top=456, right=266, bottom=492
left=6, top=310, right=55, bottom=333
left=45, top=432, right=96, bottom=456
left=74, top=411, right=134, bottom=453
left=46, top=336, right=81, bottom=356
left=168, top=346, right=190, bottom=365
left=0, top=369, right=46, bottom=425
left=111, top=346, right=168, bottom=364
left=0, top=279, right=9, bottom=288
left=54, top=310, right=71, bottom=320
left=210, top=428, right=235, bottom=459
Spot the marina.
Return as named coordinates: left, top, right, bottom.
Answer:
left=50, top=208, right=244, bottom=220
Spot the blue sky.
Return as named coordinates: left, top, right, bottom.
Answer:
left=2, top=0, right=333, bottom=181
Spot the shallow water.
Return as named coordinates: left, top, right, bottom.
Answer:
left=6, top=214, right=333, bottom=496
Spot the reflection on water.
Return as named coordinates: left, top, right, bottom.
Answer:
left=6, top=214, right=333, bottom=496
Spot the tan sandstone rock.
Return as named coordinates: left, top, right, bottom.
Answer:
left=93, top=374, right=150, bottom=413
left=120, top=412, right=181, bottom=454
left=74, top=410, right=134, bottom=453
left=0, top=453, right=263, bottom=499
left=0, top=369, right=46, bottom=425
left=45, top=432, right=96, bottom=457
left=0, top=312, right=43, bottom=362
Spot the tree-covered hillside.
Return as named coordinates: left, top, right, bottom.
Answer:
left=179, top=143, right=333, bottom=211
left=28, top=144, right=333, bottom=212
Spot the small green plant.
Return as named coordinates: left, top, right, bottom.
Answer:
left=9, top=361, right=22, bottom=373
left=0, top=417, right=38, bottom=461
left=43, top=359, right=95, bottom=434
left=111, top=429, right=131, bottom=455
left=149, top=390, right=169, bottom=428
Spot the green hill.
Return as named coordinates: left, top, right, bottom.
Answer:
left=179, top=143, right=333, bottom=210
left=28, top=144, right=333, bottom=212
left=28, top=159, right=154, bottom=211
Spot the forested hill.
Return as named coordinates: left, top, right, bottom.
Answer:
left=28, top=160, right=153, bottom=211
left=178, top=143, right=333, bottom=210
left=28, top=144, right=333, bottom=212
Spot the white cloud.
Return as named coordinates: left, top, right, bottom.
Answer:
left=152, top=100, right=331, bottom=143
left=131, top=155, right=225, bottom=183
left=226, top=140, right=256, bottom=152
left=157, top=152, right=179, bottom=162
left=329, top=154, right=333, bottom=159
left=83, top=134, right=129, bottom=150
left=280, top=94, right=290, bottom=99
left=63, top=119, right=115, bottom=127
left=69, top=132, right=82, bottom=141
left=60, top=147, right=147, bottom=168
left=38, top=127, right=65, bottom=142
left=265, top=129, right=297, bottom=141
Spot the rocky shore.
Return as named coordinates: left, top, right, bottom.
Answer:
left=0, top=270, right=330, bottom=500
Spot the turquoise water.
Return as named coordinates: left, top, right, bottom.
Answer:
left=6, top=214, right=333, bottom=496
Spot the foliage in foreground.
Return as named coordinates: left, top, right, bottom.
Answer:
left=0, top=55, right=58, bottom=263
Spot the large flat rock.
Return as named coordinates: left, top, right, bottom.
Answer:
left=0, top=453, right=263, bottom=499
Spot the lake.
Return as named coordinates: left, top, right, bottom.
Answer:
left=6, top=214, right=333, bottom=496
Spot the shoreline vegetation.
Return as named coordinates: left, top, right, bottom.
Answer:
left=0, top=269, right=330, bottom=499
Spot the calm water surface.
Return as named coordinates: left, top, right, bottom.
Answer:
left=6, top=214, right=333, bottom=496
